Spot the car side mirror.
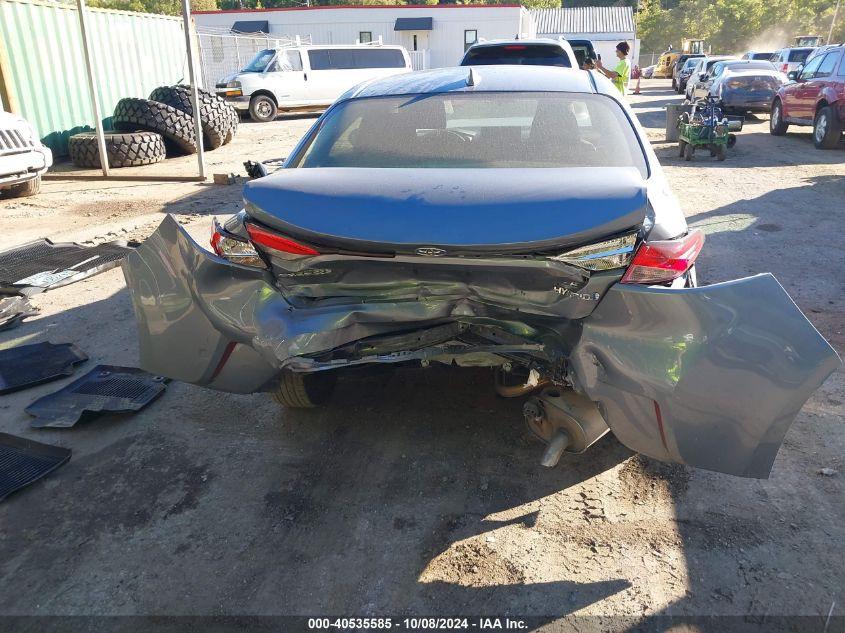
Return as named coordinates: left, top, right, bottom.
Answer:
left=787, top=70, right=799, bottom=81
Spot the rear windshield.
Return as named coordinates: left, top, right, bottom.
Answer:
left=462, top=45, right=572, bottom=68
left=293, top=92, right=646, bottom=176
left=789, top=49, right=812, bottom=63
left=751, top=52, right=773, bottom=60
left=308, top=48, right=406, bottom=70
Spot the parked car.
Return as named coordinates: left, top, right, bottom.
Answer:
left=805, top=43, right=844, bottom=63
left=641, top=64, right=655, bottom=79
left=459, top=39, right=576, bottom=69
left=690, top=60, right=777, bottom=104
left=675, top=56, right=705, bottom=93
left=771, top=45, right=845, bottom=148
left=216, top=44, right=412, bottom=122
left=771, top=47, right=816, bottom=74
left=671, top=53, right=705, bottom=90
left=0, top=110, right=52, bottom=198
left=123, top=65, right=840, bottom=479
left=684, top=56, right=737, bottom=100
left=740, top=51, right=774, bottom=60
left=707, top=65, right=788, bottom=114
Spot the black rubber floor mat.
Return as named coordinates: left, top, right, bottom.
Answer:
left=0, top=433, right=70, bottom=501
left=0, top=239, right=131, bottom=294
left=0, top=342, right=88, bottom=395
left=0, top=295, right=38, bottom=331
left=27, top=365, right=167, bottom=428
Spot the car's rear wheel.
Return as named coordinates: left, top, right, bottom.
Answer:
left=813, top=105, right=842, bottom=149
left=270, top=370, right=337, bottom=408
left=770, top=99, right=789, bottom=135
left=249, top=95, right=277, bottom=123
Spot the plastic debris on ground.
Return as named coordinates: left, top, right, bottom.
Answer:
left=0, top=295, right=39, bottom=331
left=0, top=239, right=131, bottom=294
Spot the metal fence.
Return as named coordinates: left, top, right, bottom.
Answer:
left=638, top=52, right=661, bottom=69
left=0, top=0, right=189, bottom=155
left=196, top=30, right=311, bottom=88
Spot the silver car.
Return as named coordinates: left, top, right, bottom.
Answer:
left=123, top=66, right=840, bottom=478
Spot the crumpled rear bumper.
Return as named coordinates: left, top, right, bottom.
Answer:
left=123, top=216, right=841, bottom=478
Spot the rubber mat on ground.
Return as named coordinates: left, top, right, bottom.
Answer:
left=27, top=365, right=167, bottom=428
left=0, top=433, right=70, bottom=501
left=0, top=239, right=131, bottom=294
left=0, top=342, right=88, bottom=395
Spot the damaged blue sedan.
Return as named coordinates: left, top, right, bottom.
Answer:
left=123, top=66, right=840, bottom=478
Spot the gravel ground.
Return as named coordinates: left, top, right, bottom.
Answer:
left=0, top=80, right=842, bottom=629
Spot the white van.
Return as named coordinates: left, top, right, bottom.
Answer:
left=216, top=44, right=412, bottom=122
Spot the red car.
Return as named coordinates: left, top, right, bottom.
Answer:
left=770, top=45, right=845, bottom=148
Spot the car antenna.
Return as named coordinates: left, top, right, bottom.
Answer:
left=466, top=68, right=477, bottom=87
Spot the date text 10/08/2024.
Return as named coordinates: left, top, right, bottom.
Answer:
left=307, top=618, right=528, bottom=630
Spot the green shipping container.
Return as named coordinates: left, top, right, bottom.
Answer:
left=0, top=0, right=191, bottom=155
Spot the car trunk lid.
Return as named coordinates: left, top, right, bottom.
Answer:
left=243, top=166, right=649, bottom=256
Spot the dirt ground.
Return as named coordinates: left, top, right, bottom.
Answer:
left=0, top=80, right=843, bottom=629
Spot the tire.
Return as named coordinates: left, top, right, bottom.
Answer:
left=112, top=97, right=197, bottom=155
left=148, top=85, right=237, bottom=150
left=3, top=175, right=40, bottom=198
left=249, top=94, right=277, bottom=123
left=813, top=105, right=842, bottom=149
left=270, top=371, right=337, bottom=408
left=671, top=78, right=677, bottom=91
left=68, top=131, right=166, bottom=168
left=770, top=99, right=789, bottom=135
left=678, top=139, right=687, bottom=157
left=684, top=143, right=694, bottom=161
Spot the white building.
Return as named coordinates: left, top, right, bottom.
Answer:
left=193, top=4, right=536, bottom=71
left=531, top=6, right=638, bottom=67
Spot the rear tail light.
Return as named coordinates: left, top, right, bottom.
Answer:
left=246, top=222, right=320, bottom=259
left=781, top=63, right=789, bottom=72
left=621, top=230, right=704, bottom=285
left=211, top=219, right=265, bottom=268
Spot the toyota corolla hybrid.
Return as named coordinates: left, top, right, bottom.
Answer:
left=123, top=66, right=840, bottom=478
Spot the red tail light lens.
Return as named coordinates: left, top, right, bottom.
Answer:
left=504, top=45, right=527, bottom=50
left=621, top=230, right=705, bottom=285
left=781, top=63, right=789, bottom=72
left=246, top=223, right=319, bottom=257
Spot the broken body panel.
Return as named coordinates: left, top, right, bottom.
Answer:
left=123, top=216, right=840, bottom=478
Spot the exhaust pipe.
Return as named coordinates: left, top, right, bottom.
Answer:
left=523, top=388, right=609, bottom=468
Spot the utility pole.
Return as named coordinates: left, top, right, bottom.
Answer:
left=829, top=0, right=841, bottom=44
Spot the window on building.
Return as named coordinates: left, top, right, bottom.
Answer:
left=464, top=29, right=478, bottom=52
left=359, top=31, right=372, bottom=44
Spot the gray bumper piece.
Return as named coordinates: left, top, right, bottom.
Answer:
left=570, top=276, right=841, bottom=478
left=125, top=217, right=840, bottom=478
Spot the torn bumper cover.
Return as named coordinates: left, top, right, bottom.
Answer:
left=123, top=217, right=840, bottom=478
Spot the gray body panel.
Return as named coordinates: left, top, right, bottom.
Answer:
left=123, top=217, right=841, bottom=478
left=570, top=276, right=840, bottom=478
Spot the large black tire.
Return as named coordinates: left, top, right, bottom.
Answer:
left=2, top=175, right=40, bottom=198
left=270, top=371, right=337, bottom=408
left=112, top=97, right=197, bottom=155
left=770, top=99, right=789, bottom=136
left=68, top=131, right=166, bottom=168
left=813, top=105, right=842, bottom=149
left=148, top=85, right=237, bottom=150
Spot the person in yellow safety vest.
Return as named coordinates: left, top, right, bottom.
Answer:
left=595, top=42, right=631, bottom=96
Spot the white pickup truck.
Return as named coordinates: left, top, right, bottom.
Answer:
left=0, top=110, right=52, bottom=198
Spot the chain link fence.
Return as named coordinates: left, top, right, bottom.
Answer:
left=196, top=29, right=312, bottom=88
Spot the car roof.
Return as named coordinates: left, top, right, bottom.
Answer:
left=467, top=38, right=567, bottom=49
left=345, top=65, right=603, bottom=100
left=296, top=44, right=406, bottom=51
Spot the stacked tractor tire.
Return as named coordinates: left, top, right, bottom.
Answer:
left=68, top=86, right=238, bottom=169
